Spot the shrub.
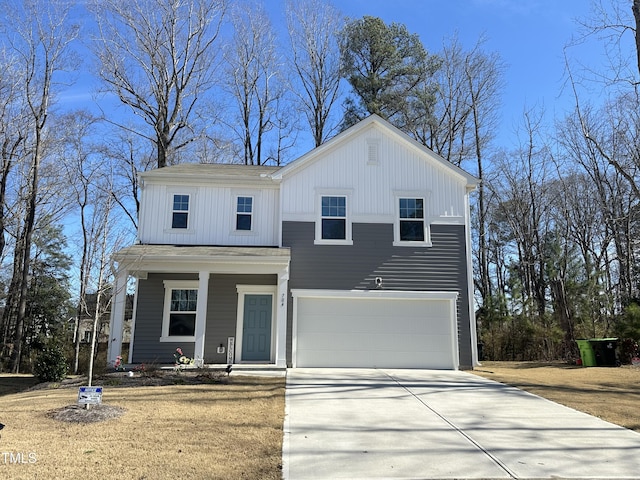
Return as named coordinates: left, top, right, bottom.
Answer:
left=618, top=338, right=639, bottom=365
left=615, top=303, right=640, bottom=340
left=74, top=342, right=110, bottom=375
left=33, top=344, right=68, bottom=383
left=137, top=362, right=161, bottom=377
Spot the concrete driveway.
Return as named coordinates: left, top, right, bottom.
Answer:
left=283, top=368, right=640, bottom=479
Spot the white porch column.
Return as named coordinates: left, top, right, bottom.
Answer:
left=194, top=271, right=210, bottom=364
left=108, top=269, right=128, bottom=364
left=275, top=266, right=289, bottom=368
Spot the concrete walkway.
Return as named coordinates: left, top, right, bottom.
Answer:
left=283, top=368, right=640, bottom=479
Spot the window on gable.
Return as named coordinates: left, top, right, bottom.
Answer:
left=236, top=196, right=253, bottom=231
left=321, top=196, right=346, bottom=240
left=163, top=288, right=198, bottom=338
left=172, top=194, right=189, bottom=229
left=399, top=198, right=425, bottom=242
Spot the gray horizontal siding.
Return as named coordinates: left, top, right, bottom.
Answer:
left=282, top=222, right=473, bottom=368
left=132, top=273, right=197, bottom=364
left=204, top=274, right=276, bottom=363
left=132, top=272, right=275, bottom=364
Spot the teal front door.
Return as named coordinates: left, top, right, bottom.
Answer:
left=242, top=294, right=272, bottom=361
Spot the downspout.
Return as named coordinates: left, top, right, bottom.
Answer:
left=465, top=184, right=480, bottom=367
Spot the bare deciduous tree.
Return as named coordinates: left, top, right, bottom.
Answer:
left=421, top=35, right=504, bottom=313
left=0, top=50, right=26, bottom=262
left=491, top=107, right=555, bottom=319
left=222, top=1, right=286, bottom=165
left=85, top=185, right=118, bottom=389
left=1, top=0, right=78, bottom=372
left=57, top=110, right=100, bottom=373
left=559, top=98, right=640, bottom=304
left=572, top=0, right=639, bottom=86
left=285, top=0, right=343, bottom=147
left=91, top=0, right=226, bottom=169
left=463, top=39, right=504, bottom=310
left=100, top=127, right=156, bottom=227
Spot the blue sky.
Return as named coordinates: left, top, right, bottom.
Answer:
left=63, top=0, right=623, bottom=153
left=331, top=0, right=616, bottom=144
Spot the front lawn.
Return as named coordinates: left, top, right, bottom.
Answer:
left=0, top=374, right=285, bottom=479
left=473, top=361, right=640, bottom=432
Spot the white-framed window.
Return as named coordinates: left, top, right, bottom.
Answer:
left=236, top=196, right=253, bottom=231
left=314, top=192, right=353, bottom=245
left=394, top=196, right=431, bottom=246
left=321, top=196, right=346, bottom=239
left=161, top=280, right=198, bottom=342
left=171, top=194, right=190, bottom=229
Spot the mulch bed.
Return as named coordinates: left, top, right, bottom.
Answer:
left=47, top=404, right=126, bottom=423
left=28, top=369, right=230, bottom=391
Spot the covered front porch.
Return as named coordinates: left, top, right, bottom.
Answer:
left=108, top=245, right=291, bottom=368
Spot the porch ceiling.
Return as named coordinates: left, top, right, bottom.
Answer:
left=113, top=244, right=290, bottom=274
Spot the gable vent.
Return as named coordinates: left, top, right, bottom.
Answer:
left=367, top=139, right=379, bottom=165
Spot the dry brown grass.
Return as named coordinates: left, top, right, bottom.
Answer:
left=4, top=362, right=640, bottom=478
left=0, top=373, right=285, bottom=480
left=472, top=361, right=640, bottom=432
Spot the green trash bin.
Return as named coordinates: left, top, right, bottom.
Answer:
left=576, top=339, right=596, bottom=367
left=590, top=338, right=618, bottom=367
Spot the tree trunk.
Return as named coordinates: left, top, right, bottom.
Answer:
left=9, top=148, right=40, bottom=373
left=633, top=0, right=640, bottom=78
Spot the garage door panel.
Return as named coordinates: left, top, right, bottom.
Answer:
left=299, top=298, right=449, bottom=318
left=298, top=316, right=442, bottom=335
left=298, top=316, right=451, bottom=335
left=298, top=333, right=452, bottom=352
left=297, top=306, right=452, bottom=336
left=297, top=348, right=454, bottom=369
left=295, top=293, right=457, bottom=369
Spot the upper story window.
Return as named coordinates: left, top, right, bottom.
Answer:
left=321, top=196, right=346, bottom=240
left=161, top=281, right=198, bottom=342
left=236, top=196, right=253, bottom=231
left=315, top=192, right=353, bottom=245
left=399, top=198, right=424, bottom=241
left=172, top=194, right=190, bottom=229
left=394, top=197, right=431, bottom=246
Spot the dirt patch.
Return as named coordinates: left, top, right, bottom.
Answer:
left=472, top=361, right=640, bottom=432
left=22, top=369, right=231, bottom=390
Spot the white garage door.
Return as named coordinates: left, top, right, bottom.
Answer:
left=292, top=290, right=459, bottom=369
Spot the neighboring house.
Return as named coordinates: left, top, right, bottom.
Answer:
left=77, top=293, right=133, bottom=344
left=108, top=115, right=479, bottom=370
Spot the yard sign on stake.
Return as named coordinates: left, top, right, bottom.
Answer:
left=78, top=386, right=103, bottom=406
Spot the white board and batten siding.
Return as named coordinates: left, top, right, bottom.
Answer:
left=279, top=123, right=470, bottom=225
left=138, top=182, right=280, bottom=246
left=292, top=289, right=460, bottom=369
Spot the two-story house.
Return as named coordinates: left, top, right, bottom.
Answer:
left=107, top=115, right=479, bottom=370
